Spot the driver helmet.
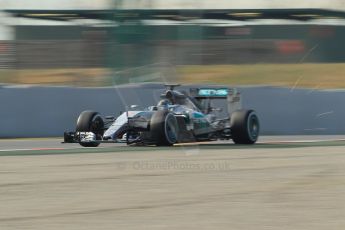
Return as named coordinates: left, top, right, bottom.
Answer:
left=157, top=99, right=171, bottom=107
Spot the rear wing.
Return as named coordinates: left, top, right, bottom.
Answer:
left=189, top=88, right=242, bottom=115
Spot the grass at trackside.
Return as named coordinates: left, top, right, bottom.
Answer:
left=0, top=68, right=110, bottom=87
left=176, top=63, right=345, bottom=89
left=1, top=63, right=345, bottom=89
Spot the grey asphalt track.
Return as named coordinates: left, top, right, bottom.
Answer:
left=0, top=136, right=344, bottom=230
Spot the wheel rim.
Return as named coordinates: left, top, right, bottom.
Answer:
left=164, top=114, right=178, bottom=144
left=247, top=112, right=259, bottom=141
left=90, top=115, right=104, bottom=139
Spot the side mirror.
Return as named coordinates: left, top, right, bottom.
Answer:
left=130, top=105, right=139, bottom=109
left=211, top=108, right=223, bottom=112
left=148, top=106, right=158, bottom=111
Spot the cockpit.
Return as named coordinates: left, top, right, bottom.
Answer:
left=158, top=90, right=200, bottom=112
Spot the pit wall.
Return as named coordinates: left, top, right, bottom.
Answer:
left=1, top=83, right=344, bottom=137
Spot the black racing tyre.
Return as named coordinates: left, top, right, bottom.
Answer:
left=150, top=110, right=179, bottom=146
left=230, top=110, right=259, bottom=144
left=76, top=111, right=104, bottom=147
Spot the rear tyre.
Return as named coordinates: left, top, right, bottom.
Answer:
left=76, top=111, right=104, bottom=147
left=231, top=110, right=259, bottom=144
left=150, top=110, right=179, bottom=146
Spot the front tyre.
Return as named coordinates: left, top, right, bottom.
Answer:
left=231, top=110, right=259, bottom=144
left=76, top=111, right=104, bottom=147
left=150, top=111, right=179, bottom=146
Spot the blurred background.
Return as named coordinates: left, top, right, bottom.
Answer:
left=2, top=0, right=345, bottom=137
left=1, top=0, right=345, bottom=88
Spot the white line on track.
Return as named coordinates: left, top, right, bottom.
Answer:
left=0, top=136, right=345, bottom=152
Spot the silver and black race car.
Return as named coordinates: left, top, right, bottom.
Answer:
left=63, top=84, right=259, bottom=147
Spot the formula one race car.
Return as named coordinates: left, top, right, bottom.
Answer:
left=63, top=84, right=259, bottom=147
